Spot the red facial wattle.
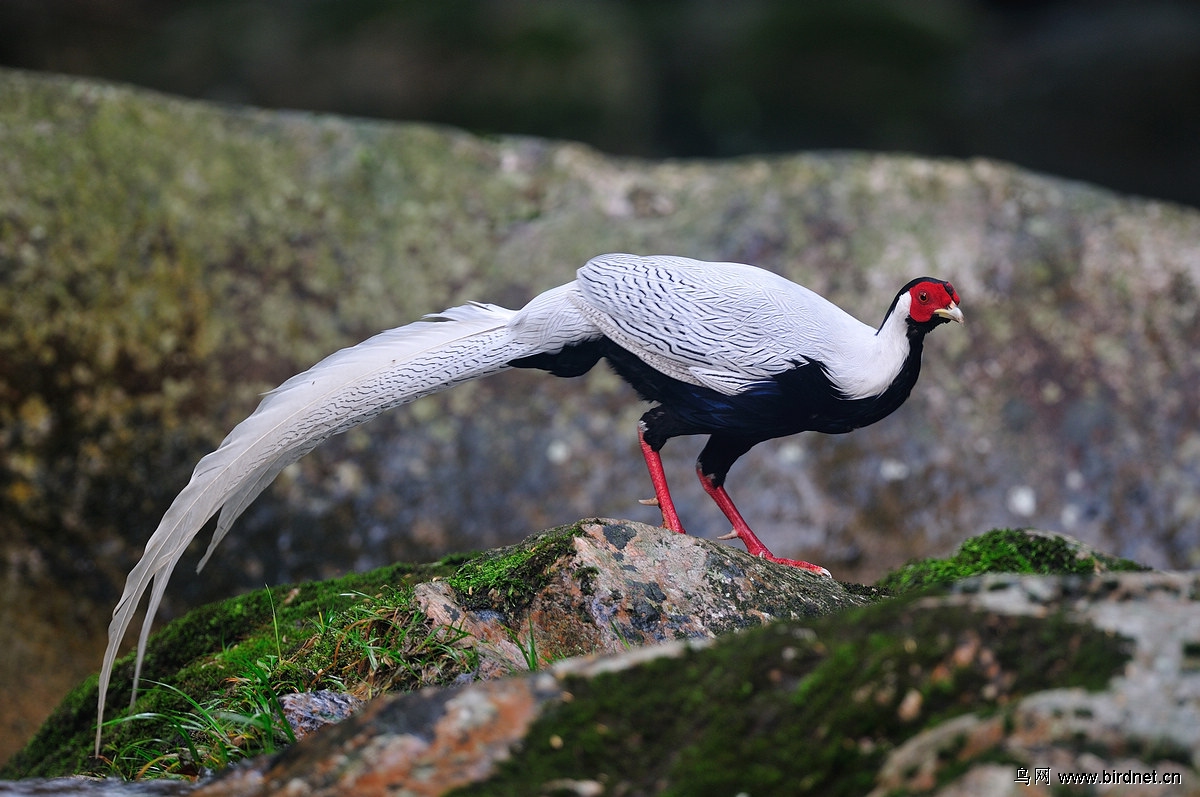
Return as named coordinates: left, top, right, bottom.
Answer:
left=908, top=280, right=963, bottom=324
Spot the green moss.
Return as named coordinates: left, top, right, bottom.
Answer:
left=451, top=593, right=1132, bottom=797
left=876, top=529, right=1149, bottom=594
left=1, top=556, right=463, bottom=779
left=445, top=521, right=584, bottom=614
left=286, top=583, right=479, bottom=697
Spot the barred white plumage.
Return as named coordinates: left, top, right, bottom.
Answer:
left=95, top=252, right=962, bottom=754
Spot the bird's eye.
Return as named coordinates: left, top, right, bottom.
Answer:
left=918, top=291, right=929, bottom=302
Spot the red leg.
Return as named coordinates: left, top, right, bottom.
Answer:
left=638, top=424, right=685, bottom=534
left=696, top=465, right=831, bottom=576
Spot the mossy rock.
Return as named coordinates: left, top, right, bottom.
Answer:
left=445, top=523, right=586, bottom=614
left=876, top=528, right=1150, bottom=594
left=2, top=523, right=1152, bottom=782
left=453, top=596, right=1131, bottom=796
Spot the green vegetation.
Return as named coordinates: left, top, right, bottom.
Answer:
left=876, top=528, right=1149, bottom=594
left=92, top=584, right=482, bottom=780
left=102, top=670, right=294, bottom=780
left=2, top=554, right=472, bottom=779
left=508, top=616, right=546, bottom=672
left=287, top=586, right=479, bottom=697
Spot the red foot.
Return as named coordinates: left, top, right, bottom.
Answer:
left=703, top=468, right=832, bottom=578
left=717, top=529, right=832, bottom=575
left=755, top=552, right=833, bottom=576
left=636, top=425, right=833, bottom=577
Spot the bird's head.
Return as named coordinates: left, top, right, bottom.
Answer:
left=900, top=277, right=963, bottom=329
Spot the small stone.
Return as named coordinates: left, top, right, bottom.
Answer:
left=897, top=688, right=924, bottom=722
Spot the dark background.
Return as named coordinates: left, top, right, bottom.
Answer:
left=2, top=0, right=1199, bottom=208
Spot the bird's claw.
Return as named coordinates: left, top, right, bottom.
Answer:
left=716, top=529, right=739, bottom=541
left=638, top=497, right=660, bottom=506
left=759, top=554, right=833, bottom=578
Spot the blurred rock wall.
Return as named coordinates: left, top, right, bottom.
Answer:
left=3, top=68, right=1200, bottom=761
left=1, top=0, right=1199, bottom=206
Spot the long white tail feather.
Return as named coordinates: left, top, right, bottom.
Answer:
left=94, top=299, right=575, bottom=755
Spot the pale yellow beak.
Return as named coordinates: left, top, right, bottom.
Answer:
left=935, top=302, right=964, bottom=324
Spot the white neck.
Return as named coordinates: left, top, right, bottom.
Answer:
left=824, top=292, right=913, bottom=400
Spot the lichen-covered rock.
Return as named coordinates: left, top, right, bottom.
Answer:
left=112, top=571, right=1200, bottom=797
left=416, top=519, right=871, bottom=677
left=869, top=573, right=1200, bottom=796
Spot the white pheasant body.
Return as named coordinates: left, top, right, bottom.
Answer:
left=96, top=252, right=962, bottom=754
